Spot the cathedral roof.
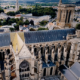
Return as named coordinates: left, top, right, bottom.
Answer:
left=0, top=33, right=10, bottom=47
left=70, top=62, right=80, bottom=77
left=24, top=28, right=75, bottom=44
left=0, top=28, right=75, bottom=49
left=59, top=65, right=78, bottom=80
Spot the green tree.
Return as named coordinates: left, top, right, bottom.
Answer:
left=76, top=24, right=80, bottom=30
left=30, top=28, right=36, bottom=31
left=9, top=28, right=15, bottom=32
left=14, top=24, right=19, bottom=30
left=30, top=20, right=34, bottom=26
left=18, top=20, right=23, bottom=25
left=0, top=8, right=4, bottom=13
left=32, top=7, right=56, bottom=18
left=2, top=20, right=7, bottom=25
left=7, top=12, right=16, bottom=16
left=20, top=17, right=23, bottom=21
left=39, top=20, right=48, bottom=26
left=38, top=27, right=48, bottom=31
left=24, top=20, right=29, bottom=25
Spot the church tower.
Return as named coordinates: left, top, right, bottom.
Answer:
left=56, top=0, right=75, bottom=28
left=16, top=0, right=19, bottom=11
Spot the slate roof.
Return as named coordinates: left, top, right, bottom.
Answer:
left=70, top=62, right=80, bottom=77
left=42, top=55, right=56, bottom=68
left=42, top=61, right=55, bottom=68
left=0, top=29, right=4, bottom=32
left=0, top=33, right=11, bottom=47
left=24, top=28, right=75, bottom=44
left=0, top=28, right=75, bottom=47
left=59, top=65, right=78, bottom=80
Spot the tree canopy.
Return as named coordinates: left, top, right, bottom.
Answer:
left=38, top=27, right=48, bottom=31
left=6, top=6, right=57, bottom=18
left=76, top=24, right=80, bottom=30
left=0, top=8, right=4, bottom=13
left=39, top=20, right=48, bottom=26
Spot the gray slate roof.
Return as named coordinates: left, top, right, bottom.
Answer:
left=0, top=33, right=10, bottom=47
left=24, top=28, right=75, bottom=44
left=59, top=65, right=77, bottom=80
left=70, top=62, right=80, bottom=77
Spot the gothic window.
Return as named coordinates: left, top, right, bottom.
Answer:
left=19, top=60, right=30, bottom=79
left=19, top=60, right=29, bottom=71
left=41, top=47, right=44, bottom=56
left=34, top=47, right=38, bottom=56
left=68, top=11, right=71, bottom=23
left=61, top=47, right=64, bottom=60
left=47, top=46, right=49, bottom=54
left=78, top=53, right=80, bottom=60
left=43, top=68, right=46, bottom=76
left=50, top=67, right=53, bottom=75
left=59, top=10, right=62, bottom=22
left=34, top=68, right=37, bottom=73
left=65, top=10, right=68, bottom=23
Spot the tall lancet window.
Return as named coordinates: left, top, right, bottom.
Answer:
left=68, top=11, right=71, bottom=23
left=59, top=10, right=62, bottom=22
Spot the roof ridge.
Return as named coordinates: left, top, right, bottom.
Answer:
left=24, top=28, right=75, bottom=33
left=64, top=65, right=78, bottom=79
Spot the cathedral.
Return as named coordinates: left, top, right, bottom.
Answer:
left=0, top=0, right=80, bottom=80
left=57, top=0, right=75, bottom=28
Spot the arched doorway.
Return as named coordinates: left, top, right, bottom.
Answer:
left=19, top=60, right=30, bottom=80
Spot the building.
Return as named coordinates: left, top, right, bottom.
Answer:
left=16, top=0, right=19, bottom=11
left=0, top=28, right=80, bottom=80
left=15, top=14, right=21, bottom=19
left=59, top=62, right=80, bottom=80
left=0, top=13, right=8, bottom=19
left=4, top=8, right=16, bottom=13
left=0, top=0, right=80, bottom=80
left=0, top=25, right=15, bottom=32
left=19, top=25, right=39, bottom=32
left=22, top=15, right=51, bottom=25
left=56, top=0, right=75, bottom=28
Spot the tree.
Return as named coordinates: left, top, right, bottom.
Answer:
left=9, top=28, right=15, bottom=32
left=0, top=8, right=4, bottom=13
left=7, top=12, right=16, bottom=16
left=32, top=7, right=56, bottom=18
left=30, top=28, right=36, bottom=31
left=24, top=20, right=29, bottom=25
left=30, top=20, right=34, bottom=26
left=76, top=24, right=80, bottom=30
left=38, top=27, right=48, bottom=31
left=2, top=20, right=7, bottom=25
left=14, top=24, right=19, bottom=30
left=20, top=17, right=23, bottom=21
left=18, top=20, right=23, bottom=25
left=39, top=20, right=48, bottom=26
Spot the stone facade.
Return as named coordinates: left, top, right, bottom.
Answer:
left=0, top=30, right=79, bottom=80
left=16, top=0, right=19, bottom=11
left=56, top=0, right=75, bottom=28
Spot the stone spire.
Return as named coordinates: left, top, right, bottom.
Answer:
left=59, top=0, right=62, bottom=6
left=16, top=0, right=19, bottom=11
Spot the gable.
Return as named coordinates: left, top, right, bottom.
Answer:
left=19, top=44, right=31, bottom=58
left=12, top=33, right=24, bottom=53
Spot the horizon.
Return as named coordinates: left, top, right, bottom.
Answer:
left=0, top=0, right=79, bottom=3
